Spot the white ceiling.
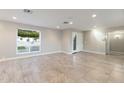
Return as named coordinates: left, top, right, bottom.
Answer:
left=0, top=9, right=124, bottom=30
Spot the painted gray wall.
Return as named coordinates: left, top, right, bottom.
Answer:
left=107, top=31, right=124, bottom=54
left=0, top=21, right=62, bottom=59
left=2, top=20, right=122, bottom=60
left=83, top=30, right=106, bottom=54
left=110, top=32, right=124, bottom=52
left=106, top=26, right=124, bottom=54
left=62, top=30, right=72, bottom=53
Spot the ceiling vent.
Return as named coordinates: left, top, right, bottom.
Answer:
left=63, top=21, right=73, bottom=25
left=63, top=21, right=70, bottom=24
left=24, top=9, right=33, bottom=14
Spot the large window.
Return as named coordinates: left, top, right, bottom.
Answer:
left=17, top=29, right=41, bottom=54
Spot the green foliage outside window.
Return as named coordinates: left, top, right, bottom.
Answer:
left=18, top=46, right=26, bottom=50
left=18, top=29, right=39, bottom=39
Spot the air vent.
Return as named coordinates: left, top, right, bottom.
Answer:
left=24, top=9, right=32, bottom=14
left=63, top=21, right=69, bottom=24
left=63, top=21, right=73, bottom=24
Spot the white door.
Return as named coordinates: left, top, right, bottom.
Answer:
left=72, top=32, right=83, bottom=53
left=77, top=32, right=83, bottom=52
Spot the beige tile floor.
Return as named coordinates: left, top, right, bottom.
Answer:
left=0, top=52, right=124, bottom=83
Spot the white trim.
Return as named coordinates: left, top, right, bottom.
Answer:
left=61, top=51, right=72, bottom=54
left=110, top=51, right=124, bottom=55
left=0, top=51, right=73, bottom=62
left=82, top=50, right=106, bottom=55
left=42, top=51, right=62, bottom=55
left=0, top=54, right=42, bottom=62
left=0, top=51, right=62, bottom=62
left=16, top=28, right=41, bottom=55
left=0, top=50, right=106, bottom=62
left=72, top=32, right=78, bottom=53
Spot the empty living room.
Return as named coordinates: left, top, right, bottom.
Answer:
left=0, top=9, right=124, bottom=83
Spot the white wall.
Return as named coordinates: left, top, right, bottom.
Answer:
left=62, top=30, right=72, bottom=53
left=0, top=21, right=62, bottom=59
left=43, top=29, right=62, bottom=53
left=83, top=29, right=106, bottom=54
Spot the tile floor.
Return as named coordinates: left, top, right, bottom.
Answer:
left=0, top=52, right=124, bottom=83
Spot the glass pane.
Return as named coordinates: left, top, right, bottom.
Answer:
left=29, top=32, right=40, bottom=52
left=17, top=29, right=40, bottom=53
left=17, top=37, right=30, bottom=53
left=30, top=46, right=40, bottom=52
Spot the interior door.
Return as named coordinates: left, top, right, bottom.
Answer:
left=72, top=32, right=83, bottom=53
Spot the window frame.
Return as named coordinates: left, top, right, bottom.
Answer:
left=16, top=28, right=41, bottom=55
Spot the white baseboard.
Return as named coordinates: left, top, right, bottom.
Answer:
left=0, top=51, right=62, bottom=62
left=61, top=51, right=72, bottom=54
left=82, top=50, right=106, bottom=55
left=42, top=51, right=62, bottom=55
left=0, top=50, right=106, bottom=62
left=0, top=53, right=43, bottom=62
left=110, top=51, right=124, bottom=55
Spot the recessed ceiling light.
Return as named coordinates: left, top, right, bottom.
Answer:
left=56, top=26, right=60, bottom=29
left=69, top=21, right=73, bottom=24
left=92, top=14, right=96, bottom=18
left=93, top=29, right=97, bottom=32
left=12, top=16, right=17, bottom=20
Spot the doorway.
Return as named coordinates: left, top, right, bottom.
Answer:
left=72, top=32, right=83, bottom=54
left=107, top=31, right=124, bottom=55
